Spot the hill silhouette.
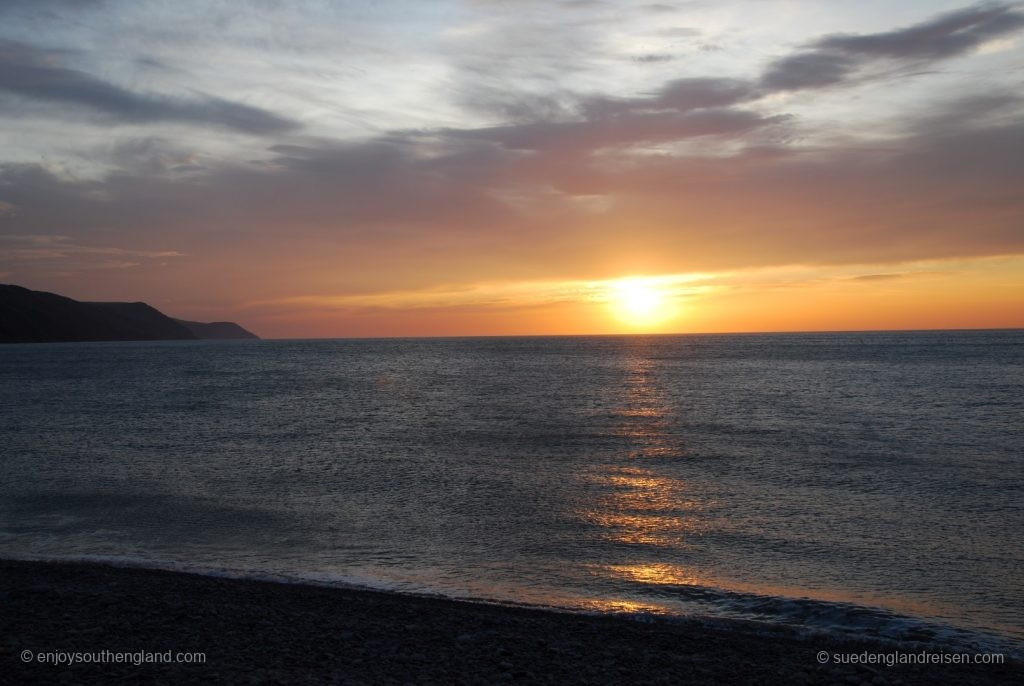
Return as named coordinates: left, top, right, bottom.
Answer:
left=0, top=284, right=258, bottom=343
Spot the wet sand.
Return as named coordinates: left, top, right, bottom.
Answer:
left=2, top=559, right=1020, bottom=685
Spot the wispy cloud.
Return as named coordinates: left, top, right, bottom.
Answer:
left=0, top=234, right=184, bottom=271
left=761, top=3, right=1024, bottom=91
left=0, top=41, right=298, bottom=134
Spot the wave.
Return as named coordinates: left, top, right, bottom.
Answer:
left=625, top=579, right=1021, bottom=657
left=10, top=552, right=1022, bottom=660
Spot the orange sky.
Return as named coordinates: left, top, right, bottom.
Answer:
left=233, top=258, right=1024, bottom=338
left=1, top=1, right=1022, bottom=338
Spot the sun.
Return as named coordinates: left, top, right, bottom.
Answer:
left=609, top=278, right=675, bottom=327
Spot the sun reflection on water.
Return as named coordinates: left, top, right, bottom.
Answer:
left=606, top=562, right=706, bottom=587
left=609, top=347, right=684, bottom=458
left=583, top=470, right=703, bottom=546
left=576, top=596, right=671, bottom=615
left=578, top=346, right=708, bottom=548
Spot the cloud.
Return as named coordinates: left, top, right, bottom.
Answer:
left=847, top=270, right=955, bottom=282
left=0, top=234, right=184, bottom=272
left=0, top=41, right=299, bottom=135
left=0, top=2, right=1022, bottom=312
left=452, top=107, right=784, bottom=152
left=761, top=52, right=857, bottom=91
left=762, top=3, right=1024, bottom=91
left=631, top=54, right=677, bottom=63
left=447, top=4, right=1024, bottom=160
left=240, top=272, right=710, bottom=316
left=584, top=77, right=757, bottom=118
left=849, top=273, right=904, bottom=282
left=813, top=3, right=1024, bottom=60
left=0, top=0, right=105, bottom=14
left=641, top=3, right=679, bottom=13
left=451, top=76, right=774, bottom=158
left=1, top=90, right=1021, bottom=299
left=657, top=27, right=702, bottom=38
left=97, top=137, right=207, bottom=175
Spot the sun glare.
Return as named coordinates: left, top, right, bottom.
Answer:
left=609, top=278, right=675, bottom=327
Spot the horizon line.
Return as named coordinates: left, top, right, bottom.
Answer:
left=253, top=326, right=1024, bottom=342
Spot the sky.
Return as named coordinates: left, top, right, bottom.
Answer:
left=0, top=0, right=1022, bottom=338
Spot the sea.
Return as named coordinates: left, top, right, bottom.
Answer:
left=1, top=330, right=1022, bottom=655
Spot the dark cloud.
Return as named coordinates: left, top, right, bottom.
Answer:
left=761, top=51, right=856, bottom=91
left=585, top=77, right=757, bottom=117
left=453, top=107, right=782, bottom=152
left=814, top=3, right=1024, bottom=59
left=632, top=53, right=676, bottom=63
left=762, top=3, right=1024, bottom=92
left=0, top=41, right=299, bottom=135
left=0, top=0, right=105, bottom=13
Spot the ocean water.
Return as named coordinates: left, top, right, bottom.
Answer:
left=1, top=331, right=1022, bottom=653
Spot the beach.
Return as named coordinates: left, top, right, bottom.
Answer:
left=3, top=559, right=1021, bottom=685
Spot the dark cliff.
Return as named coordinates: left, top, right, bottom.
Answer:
left=173, top=318, right=259, bottom=340
left=0, top=284, right=258, bottom=343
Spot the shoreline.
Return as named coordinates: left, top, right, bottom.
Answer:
left=6, top=553, right=1015, bottom=653
left=3, top=559, right=1021, bottom=684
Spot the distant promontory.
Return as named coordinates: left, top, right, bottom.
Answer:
left=0, top=284, right=258, bottom=343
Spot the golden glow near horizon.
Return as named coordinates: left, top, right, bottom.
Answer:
left=609, top=278, right=676, bottom=328
left=225, top=256, right=1024, bottom=338
left=3, top=245, right=1014, bottom=340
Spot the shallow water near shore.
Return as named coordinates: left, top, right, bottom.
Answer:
left=1, top=331, right=1022, bottom=654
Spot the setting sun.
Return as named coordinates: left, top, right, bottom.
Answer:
left=610, top=278, right=676, bottom=327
